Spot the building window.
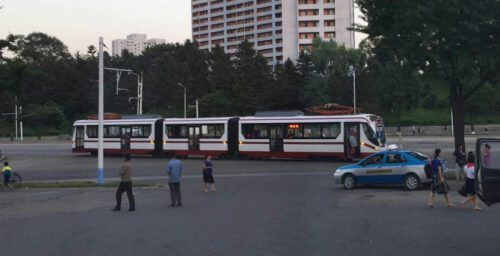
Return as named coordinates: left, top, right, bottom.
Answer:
left=324, top=32, right=336, bottom=38
left=324, top=8, right=335, bottom=15
left=324, top=20, right=335, bottom=27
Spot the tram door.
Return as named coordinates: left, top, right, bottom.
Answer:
left=188, top=126, right=200, bottom=150
left=75, top=126, right=84, bottom=149
left=344, top=123, right=360, bottom=157
left=269, top=126, right=284, bottom=152
left=121, top=126, right=132, bottom=150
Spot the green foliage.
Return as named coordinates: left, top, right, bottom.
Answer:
left=24, top=103, right=65, bottom=138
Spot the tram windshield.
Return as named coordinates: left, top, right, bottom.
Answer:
left=367, top=115, right=386, bottom=147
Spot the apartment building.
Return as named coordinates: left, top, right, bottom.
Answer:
left=112, top=34, right=166, bottom=56
left=191, top=0, right=355, bottom=63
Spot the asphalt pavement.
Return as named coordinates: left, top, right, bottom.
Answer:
left=0, top=135, right=499, bottom=256
left=0, top=175, right=498, bottom=256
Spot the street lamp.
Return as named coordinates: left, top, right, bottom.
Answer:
left=349, top=65, right=357, bottom=114
left=177, top=83, right=187, bottom=118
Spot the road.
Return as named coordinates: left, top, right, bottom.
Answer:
left=0, top=135, right=499, bottom=256
left=1, top=176, right=499, bottom=256
left=0, top=135, right=488, bottom=182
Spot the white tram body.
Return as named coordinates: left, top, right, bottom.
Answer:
left=238, top=114, right=386, bottom=158
left=72, top=118, right=163, bottom=155
left=162, top=117, right=239, bottom=157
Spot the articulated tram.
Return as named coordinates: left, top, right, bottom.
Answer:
left=72, top=113, right=386, bottom=159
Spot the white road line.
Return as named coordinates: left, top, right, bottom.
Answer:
left=32, top=171, right=333, bottom=183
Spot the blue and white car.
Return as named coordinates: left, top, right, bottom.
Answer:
left=334, top=148, right=431, bottom=190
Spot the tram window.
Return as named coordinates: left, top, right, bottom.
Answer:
left=167, top=125, right=187, bottom=138
left=201, top=124, right=224, bottom=138
left=86, top=125, right=97, bottom=138
left=303, top=124, right=321, bottom=138
left=131, top=125, right=151, bottom=138
left=321, top=123, right=340, bottom=138
left=242, top=124, right=268, bottom=139
left=104, top=125, right=120, bottom=138
left=362, top=123, right=379, bottom=146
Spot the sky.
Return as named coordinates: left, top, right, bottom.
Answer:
left=0, top=0, right=192, bottom=54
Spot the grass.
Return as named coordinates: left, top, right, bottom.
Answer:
left=17, top=181, right=161, bottom=189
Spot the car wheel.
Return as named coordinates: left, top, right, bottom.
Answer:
left=404, top=174, right=421, bottom=190
left=343, top=174, right=357, bottom=190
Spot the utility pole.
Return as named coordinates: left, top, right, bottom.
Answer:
left=97, top=37, right=104, bottom=184
left=130, top=72, right=144, bottom=115
left=19, top=106, right=23, bottom=141
left=177, top=83, right=187, bottom=118
left=349, top=65, right=357, bottom=114
left=196, top=99, right=199, bottom=118
left=14, top=95, right=18, bottom=141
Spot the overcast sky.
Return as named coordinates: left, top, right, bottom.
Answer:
left=0, top=0, right=192, bottom=54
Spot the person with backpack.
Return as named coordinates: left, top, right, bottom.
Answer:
left=427, top=148, right=454, bottom=208
left=460, top=152, right=481, bottom=210
left=453, top=144, right=466, bottom=181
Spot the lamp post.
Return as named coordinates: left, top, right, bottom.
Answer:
left=97, top=37, right=104, bottom=184
left=349, top=65, right=357, bottom=114
left=177, top=83, right=187, bottom=118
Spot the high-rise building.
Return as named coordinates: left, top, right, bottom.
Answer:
left=112, top=34, right=166, bottom=56
left=191, top=0, right=355, bottom=63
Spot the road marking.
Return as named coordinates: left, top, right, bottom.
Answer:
left=32, top=171, right=333, bottom=183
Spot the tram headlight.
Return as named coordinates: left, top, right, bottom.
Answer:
left=222, top=140, right=227, bottom=144
left=150, top=140, right=154, bottom=144
left=239, top=141, right=243, bottom=145
left=163, top=140, right=167, bottom=144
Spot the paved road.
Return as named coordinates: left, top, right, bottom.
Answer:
left=0, top=135, right=492, bottom=182
left=0, top=176, right=498, bottom=256
left=1, top=136, right=499, bottom=255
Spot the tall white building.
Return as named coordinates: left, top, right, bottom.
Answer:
left=112, top=34, right=166, bottom=56
left=191, top=0, right=355, bottom=63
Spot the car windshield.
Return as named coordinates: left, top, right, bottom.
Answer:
left=407, top=151, right=428, bottom=161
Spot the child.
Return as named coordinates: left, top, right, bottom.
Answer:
left=2, top=162, right=13, bottom=190
left=460, top=152, right=481, bottom=210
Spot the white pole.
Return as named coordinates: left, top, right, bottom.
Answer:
left=137, top=73, right=143, bottom=115
left=97, top=37, right=104, bottom=184
left=196, top=99, right=199, bottom=118
left=353, top=67, right=356, bottom=114
left=19, top=106, right=23, bottom=142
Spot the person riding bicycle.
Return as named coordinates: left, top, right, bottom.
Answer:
left=2, top=162, right=13, bottom=189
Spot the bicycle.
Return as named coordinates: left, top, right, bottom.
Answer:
left=2, top=172, right=22, bottom=189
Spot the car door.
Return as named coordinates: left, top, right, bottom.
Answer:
left=383, top=152, right=407, bottom=184
left=475, top=138, right=500, bottom=206
left=357, top=153, right=387, bottom=184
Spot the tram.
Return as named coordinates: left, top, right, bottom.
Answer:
left=72, top=112, right=386, bottom=159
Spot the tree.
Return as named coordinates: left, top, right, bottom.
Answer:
left=271, top=58, right=303, bottom=110
left=374, top=62, right=420, bottom=130
left=24, top=103, right=65, bottom=139
left=356, top=0, right=500, bottom=148
left=233, top=40, right=273, bottom=114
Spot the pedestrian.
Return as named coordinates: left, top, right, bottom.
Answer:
left=2, top=162, right=13, bottom=190
left=412, top=125, right=416, bottom=136
left=349, top=130, right=358, bottom=157
left=482, top=144, right=491, bottom=167
left=418, top=126, right=421, bottom=136
left=202, top=154, right=216, bottom=193
left=167, top=151, right=183, bottom=207
left=112, top=154, right=135, bottom=212
left=485, top=124, right=488, bottom=132
left=453, top=144, right=466, bottom=181
left=427, top=148, right=454, bottom=208
left=460, top=152, right=482, bottom=210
